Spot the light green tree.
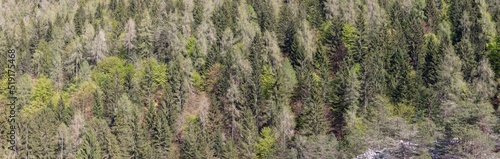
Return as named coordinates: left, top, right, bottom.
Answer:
left=255, top=127, right=276, bottom=159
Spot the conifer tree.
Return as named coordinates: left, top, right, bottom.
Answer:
left=28, top=108, right=59, bottom=158
left=74, top=5, right=86, bottom=36
left=296, top=63, right=329, bottom=136
left=112, top=94, right=139, bottom=158
left=180, top=115, right=211, bottom=159
left=137, top=11, right=154, bottom=59
left=255, top=127, right=276, bottom=159
left=77, top=126, right=102, bottom=159
left=151, top=106, right=173, bottom=158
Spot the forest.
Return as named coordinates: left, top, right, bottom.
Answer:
left=1, top=0, right=500, bottom=158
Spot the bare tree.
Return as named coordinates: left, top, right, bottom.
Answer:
left=122, top=18, right=137, bottom=62
left=88, top=30, right=107, bottom=64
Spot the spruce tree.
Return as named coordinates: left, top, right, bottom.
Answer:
left=112, top=94, right=138, bottom=158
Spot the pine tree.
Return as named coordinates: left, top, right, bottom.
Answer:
left=16, top=74, right=32, bottom=110
left=92, top=89, right=104, bottom=118
left=50, top=46, right=64, bottom=91
left=151, top=106, right=173, bottom=158
left=74, top=5, right=86, bottom=36
left=487, top=36, right=500, bottom=78
left=330, top=62, right=362, bottom=136
left=422, top=33, right=441, bottom=86
left=54, top=95, right=73, bottom=125
left=387, top=48, right=412, bottom=103
left=341, top=23, right=362, bottom=64
left=92, top=57, right=133, bottom=118
left=455, top=38, right=476, bottom=82
left=192, top=0, right=204, bottom=30
left=255, top=127, right=276, bottom=159
left=250, top=0, right=276, bottom=31
left=296, top=63, right=329, bottom=136
left=28, top=107, right=59, bottom=158
left=77, top=126, right=102, bottom=159
left=180, top=115, right=211, bottom=159
left=112, top=94, right=139, bottom=158
left=435, top=46, right=498, bottom=157
left=471, top=58, right=497, bottom=134
left=135, top=58, right=167, bottom=107
left=137, top=11, right=154, bottom=59
left=239, top=108, right=258, bottom=158
left=94, top=118, right=120, bottom=158
left=277, top=3, right=297, bottom=57
left=56, top=123, right=70, bottom=159
left=424, top=0, right=440, bottom=31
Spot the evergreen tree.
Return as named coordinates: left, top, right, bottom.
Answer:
left=112, top=94, right=139, bottom=158
left=277, top=3, right=297, bottom=57
left=28, top=108, right=59, bottom=158
left=151, top=106, right=173, bottom=158
left=296, top=63, right=329, bottom=136
left=255, top=127, right=276, bottom=159
left=487, top=36, right=500, bottom=78
left=424, top=0, right=440, bottom=31
left=422, top=33, right=441, bottom=86
left=77, top=126, right=102, bottom=159
left=74, top=5, right=86, bottom=36
left=137, top=11, right=154, bottom=59
left=180, top=115, right=211, bottom=159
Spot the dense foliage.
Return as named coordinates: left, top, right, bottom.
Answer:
left=1, top=0, right=500, bottom=158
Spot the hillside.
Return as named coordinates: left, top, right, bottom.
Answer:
left=1, top=0, right=500, bottom=158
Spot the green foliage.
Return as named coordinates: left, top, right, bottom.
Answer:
left=181, top=115, right=210, bottom=159
left=135, top=58, right=168, bottom=106
left=423, top=33, right=441, bottom=85
left=193, top=0, right=204, bottom=29
left=186, top=36, right=205, bottom=70
left=255, top=127, right=276, bottom=159
left=281, top=58, right=298, bottom=94
left=341, top=23, right=357, bottom=44
left=137, top=11, right=154, bottom=59
left=4, top=1, right=500, bottom=158
left=387, top=48, right=412, bottom=103
left=260, top=65, right=275, bottom=97
left=77, top=127, right=102, bottom=159
left=213, top=0, right=238, bottom=38
left=487, top=36, right=500, bottom=78
left=25, top=107, right=59, bottom=158
left=296, top=65, right=329, bottom=136
left=23, top=76, right=55, bottom=115
left=74, top=5, right=86, bottom=36
left=16, top=74, right=33, bottom=110
left=341, top=23, right=359, bottom=63
left=190, top=70, right=204, bottom=90
left=113, top=94, right=139, bottom=158
left=250, top=0, right=276, bottom=31
left=186, top=37, right=198, bottom=58
left=150, top=106, right=173, bottom=158
left=92, top=57, right=135, bottom=116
